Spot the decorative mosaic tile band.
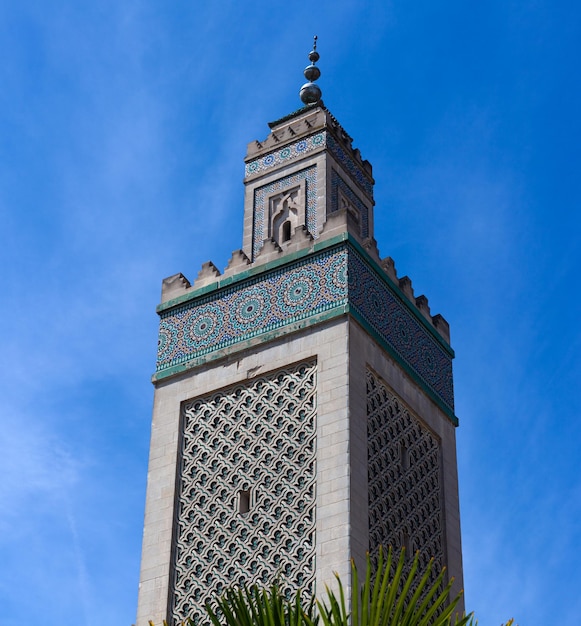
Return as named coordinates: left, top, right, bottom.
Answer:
left=348, top=251, right=454, bottom=410
left=157, top=247, right=348, bottom=369
left=245, top=133, right=326, bottom=177
left=252, top=167, right=317, bottom=259
left=326, top=133, right=374, bottom=199
left=156, top=244, right=454, bottom=413
left=331, top=169, right=370, bottom=239
left=245, top=131, right=373, bottom=200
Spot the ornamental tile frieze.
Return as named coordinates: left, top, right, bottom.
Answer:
left=157, top=248, right=348, bottom=370
left=348, top=251, right=454, bottom=411
left=156, top=242, right=454, bottom=415
left=245, top=132, right=326, bottom=177
left=244, top=130, right=373, bottom=200
left=326, top=133, right=374, bottom=199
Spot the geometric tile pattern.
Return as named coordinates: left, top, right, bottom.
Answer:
left=367, top=368, right=444, bottom=581
left=170, top=361, right=317, bottom=625
left=157, top=247, right=348, bottom=369
left=326, top=132, right=374, bottom=199
left=244, top=130, right=373, bottom=201
left=349, top=251, right=454, bottom=411
left=330, top=169, right=370, bottom=238
left=252, top=167, right=317, bottom=259
left=245, top=132, right=325, bottom=177
left=156, top=242, right=454, bottom=415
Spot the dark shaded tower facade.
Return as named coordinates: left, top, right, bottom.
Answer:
left=136, top=45, right=463, bottom=626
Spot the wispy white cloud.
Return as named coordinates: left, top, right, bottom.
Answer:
left=0, top=411, right=80, bottom=528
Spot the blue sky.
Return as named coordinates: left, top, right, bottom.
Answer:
left=1, top=2, right=580, bottom=625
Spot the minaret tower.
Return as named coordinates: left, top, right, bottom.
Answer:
left=136, top=39, right=464, bottom=626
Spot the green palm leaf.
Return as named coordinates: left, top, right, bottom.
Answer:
left=200, top=546, right=516, bottom=626
left=317, top=547, right=473, bottom=626
left=206, top=581, right=317, bottom=626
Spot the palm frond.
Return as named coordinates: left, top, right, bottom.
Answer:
left=201, top=546, right=517, bottom=626
left=206, top=580, right=317, bottom=626
left=318, top=546, right=474, bottom=626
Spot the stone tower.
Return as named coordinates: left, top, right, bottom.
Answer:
left=136, top=41, right=464, bottom=626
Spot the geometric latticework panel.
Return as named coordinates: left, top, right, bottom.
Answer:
left=367, top=369, right=444, bottom=579
left=170, top=361, right=317, bottom=625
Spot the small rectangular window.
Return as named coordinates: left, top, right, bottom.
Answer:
left=400, top=443, right=409, bottom=471
left=238, top=489, right=251, bottom=515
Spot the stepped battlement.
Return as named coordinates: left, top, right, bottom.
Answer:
left=160, top=211, right=451, bottom=346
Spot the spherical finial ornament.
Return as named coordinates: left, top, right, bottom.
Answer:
left=304, top=64, right=321, bottom=82
left=300, top=82, right=322, bottom=104
left=299, top=35, right=322, bottom=105
left=309, top=35, right=320, bottom=63
left=309, top=49, right=320, bottom=63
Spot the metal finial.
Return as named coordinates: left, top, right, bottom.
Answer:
left=300, top=35, right=322, bottom=105
left=310, top=35, right=319, bottom=62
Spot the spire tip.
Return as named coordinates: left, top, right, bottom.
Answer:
left=300, top=36, right=322, bottom=105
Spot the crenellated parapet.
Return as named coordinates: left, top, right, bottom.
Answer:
left=245, top=103, right=373, bottom=198
left=155, top=232, right=455, bottom=423
left=160, top=212, right=451, bottom=347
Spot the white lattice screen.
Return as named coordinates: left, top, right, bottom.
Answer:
left=170, top=361, right=317, bottom=624
left=367, top=369, right=444, bottom=576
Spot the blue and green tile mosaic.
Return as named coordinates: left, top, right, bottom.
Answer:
left=245, top=130, right=373, bottom=200
left=156, top=243, right=454, bottom=415
left=245, top=133, right=325, bottom=177
left=252, top=167, right=317, bottom=259
left=347, top=250, right=454, bottom=410
left=157, top=247, right=348, bottom=370
left=326, top=133, right=374, bottom=199
left=330, top=170, right=370, bottom=238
